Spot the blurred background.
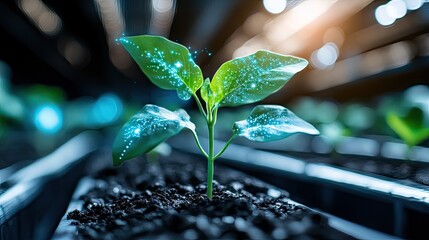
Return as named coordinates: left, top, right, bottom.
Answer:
left=2, top=2, right=429, bottom=238
left=0, top=0, right=428, bottom=168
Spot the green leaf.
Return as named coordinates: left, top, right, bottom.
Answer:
left=387, top=107, right=429, bottom=147
left=201, top=78, right=212, bottom=109
left=233, top=105, right=319, bottom=142
left=112, top=104, right=195, bottom=166
left=210, top=50, right=308, bottom=108
left=120, top=35, right=203, bottom=100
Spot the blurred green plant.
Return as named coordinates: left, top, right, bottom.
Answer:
left=0, top=63, right=24, bottom=123
left=387, top=107, right=429, bottom=148
left=18, top=84, right=66, bottom=105
left=341, top=103, right=375, bottom=133
left=112, top=35, right=319, bottom=198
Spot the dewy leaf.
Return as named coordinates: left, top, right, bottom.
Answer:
left=233, top=105, right=319, bottom=142
left=387, top=107, right=429, bottom=147
left=120, top=35, right=203, bottom=100
left=210, top=50, right=308, bottom=108
left=112, top=104, right=195, bottom=166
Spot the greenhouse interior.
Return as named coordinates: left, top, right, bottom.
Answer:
left=0, top=0, right=428, bottom=239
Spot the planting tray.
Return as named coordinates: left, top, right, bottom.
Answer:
left=0, top=131, right=100, bottom=240
left=170, top=134, right=429, bottom=239
left=0, top=130, right=416, bottom=239
left=52, top=150, right=396, bottom=240
left=0, top=131, right=38, bottom=171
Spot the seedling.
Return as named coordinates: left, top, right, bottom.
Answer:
left=386, top=107, right=429, bottom=156
left=112, top=35, right=319, bottom=198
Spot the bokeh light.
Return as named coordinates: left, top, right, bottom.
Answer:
left=375, top=4, right=397, bottom=26
left=405, top=0, right=424, bottom=10
left=263, top=0, right=287, bottom=14
left=34, top=104, right=63, bottom=134
left=92, top=93, right=123, bottom=125
left=388, top=0, right=407, bottom=19
left=152, top=0, right=174, bottom=13
left=310, top=42, right=339, bottom=70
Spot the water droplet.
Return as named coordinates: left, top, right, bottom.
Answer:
left=180, top=90, right=192, bottom=100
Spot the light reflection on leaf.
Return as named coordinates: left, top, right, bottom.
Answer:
left=112, top=104, right=195, bottom=166
left=120, top=35, right=203, bottom=100
left=209, top=50, right=308, bottom=108
left=233, top=105, right=319, bottom=142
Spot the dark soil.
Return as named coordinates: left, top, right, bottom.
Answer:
left=66, top=152, right=353, bottom=239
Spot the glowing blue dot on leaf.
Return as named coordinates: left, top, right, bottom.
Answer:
left=175, top=62, right=183, bottom=68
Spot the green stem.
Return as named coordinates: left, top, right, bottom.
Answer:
left=208, top=122, right=215, bottom=158
left=214, top=135, right=236, bottom=160
left=205, top=107, right=217, bottom=199
left=191, top=131, right=208, bottom=158
left=207, top=157, right=214, bottom=199
left=212, top=107, right=218, bottom=125
left=193, top=94, right=207, bottom=118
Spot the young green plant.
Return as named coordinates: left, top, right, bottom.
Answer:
left=112, top=35, right=319, bottom=199
left=386, top=107, right=429, bottom=158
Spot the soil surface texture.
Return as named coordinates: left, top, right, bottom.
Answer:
left=67, top=152, right=353, bottom=239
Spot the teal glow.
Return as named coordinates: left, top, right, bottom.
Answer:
left=112, top=104, right=195, bottom=164
left=92, top=93, right=123, bottom=124
left=175, top=61, right=183, bottom=68
left=34, top=104, right=63, bottom=134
